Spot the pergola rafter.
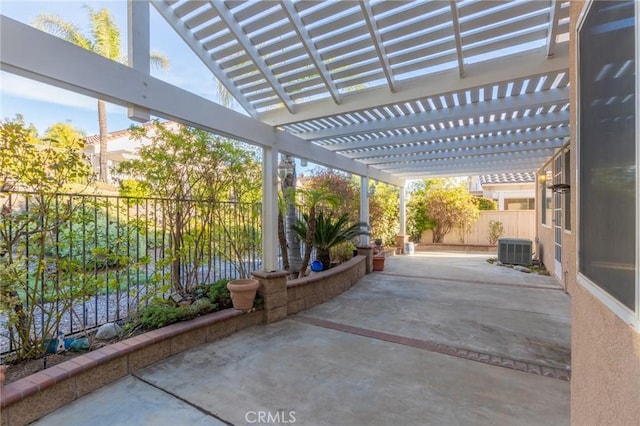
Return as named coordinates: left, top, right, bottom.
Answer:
left=279, top=0, right=341, bottom=105
left=357, top=139, right=567, bottom=165
left=324, top=111, right=570, bottom=153
left=295, top=87, right=570, bottom=142
left=5, top=0, right=573, bottom=181
left=150, top=0, right=256, bottom=117
left=209, top=0, right=296, bottom=113
left=359, top=0, right=396, bottom=92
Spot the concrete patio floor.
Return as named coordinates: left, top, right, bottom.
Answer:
left=34, top=252, right=571, bottom=425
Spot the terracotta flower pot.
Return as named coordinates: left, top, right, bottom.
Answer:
left=226, top=279, right=260, bottom=310
left=372, top=256, right=385, bottom=271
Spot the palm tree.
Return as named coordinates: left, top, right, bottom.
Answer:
left=34, top=7, right=169, bottom=183
left=289, top=185, right=339, bottom=277
left=294, top=212, right=369, bottom=271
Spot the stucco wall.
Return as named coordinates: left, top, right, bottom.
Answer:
left=571, top=286, right=640, bottom=425
left=569, top=1, right=640, bottom=424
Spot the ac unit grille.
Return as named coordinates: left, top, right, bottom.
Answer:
left=498, top=238, right=532, bottom=266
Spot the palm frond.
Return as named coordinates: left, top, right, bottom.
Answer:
left=88, top=7, right=121, bottom=61
left=32, top=14, right=93, bottom=51
left=150, top=52, right=170, bottom=70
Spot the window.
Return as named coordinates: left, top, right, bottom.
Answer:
left=578, top=0, right=637, bottom=317
left=506, top=198, right=535, bottom=210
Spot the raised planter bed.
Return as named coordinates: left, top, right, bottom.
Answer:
left=0, top=255, right=370, bottom=425
left=0, top=309, right=264, bottom=426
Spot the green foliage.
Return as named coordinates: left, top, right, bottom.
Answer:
left=44, top=123, right=86, bottom=147
left=118, top=179, right=150, bottom=199
left=115, top=121, right=262, bottom=290
left=207, top=278, right=232, bottom=306
left=330, top=241, right=356, bottom=264
left=407, top=179, right=479, bottom=243
left=292, top=211, right=368, bottom=270
left=369, top=183, right=400, bottom=246
left=46, top=199, right=150, bottom=271
left=476, top=197, right=498, bottom=210
left=406, top=180, right=436, bottom=242
left=138, top=278, right=235, bottom=330
left=488, top=220, right=504, bottom=245
left=290, top=184, right=340, bottom=277
left=0, top=117, right=96, bottom=360
left=33, top=7, right=169, bottom=182
left=139, top=303, right=197, bottom=329
left=1, top=115, right=93, bottom=192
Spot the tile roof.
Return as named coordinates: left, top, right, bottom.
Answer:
left=480, top=172, right=536, bottom=185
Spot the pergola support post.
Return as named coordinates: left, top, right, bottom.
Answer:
left=397, top=184, right=408, bottom=253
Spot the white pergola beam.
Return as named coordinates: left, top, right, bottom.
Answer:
left=546, top=0, right=562, bottom=58
left=127, top=0, right=151, bottom=122
left=279, top=0, right=341, bottom=105
left=276, top=131, right=404, bottom=187
left=150, top=0, right=256, bottom=117
left=259, top=44, right=569, bottom=125
left=449, top=0, right=465, bottom=78
left=359, top=0, right=396, bottom=92
left=378, top=149, right=555, bottom=171
left=300, top=87, right=569, bottom=141
left=393, top=159, right=547, bottom=177
left=209, top=1, right=296, bottom=114
left=0, top=16, right=403, bottom=187
left=329, top=111, right=570, bottom=152
left=396, top=162, right=545, bottom=178
left=345, top=127, right=570, bottom=159
left=361, top=139, right=565, bottom=165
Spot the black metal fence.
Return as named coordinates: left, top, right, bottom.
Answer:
left=0, top=191, right=262, bottom=355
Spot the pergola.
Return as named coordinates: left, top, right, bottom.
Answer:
left=0, top=0, right=570, bottom=271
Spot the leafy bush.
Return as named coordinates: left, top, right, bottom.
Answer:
left=139, top=303, right=196, bottom=329
left=207, top=278, right=232, bottom=308
left=136, top=278, right=235, bottom=330
left=488, top=220, right=504, bottom=245
left=476, top=197, right=498, bottom=210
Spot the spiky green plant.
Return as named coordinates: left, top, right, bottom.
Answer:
left=292, top=212, right=369, bottom=271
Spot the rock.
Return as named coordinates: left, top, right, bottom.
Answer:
left=514, top=265, right=532, bottom=273
left=70, top=337, right=90, bottom=351
left=495, top=261, right=504, bottom=266
left=95, top=322, right=121, bottom=340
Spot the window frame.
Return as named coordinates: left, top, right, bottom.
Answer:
left=576, top=0, right=640, bottom=331
left=564, top=149, right=571, bottom=233
left=540, top=165, right=552, bottom=228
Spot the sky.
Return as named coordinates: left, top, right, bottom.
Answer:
left=0, top=0, right=242, bottom=137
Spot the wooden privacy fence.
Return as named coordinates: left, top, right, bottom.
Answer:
left=421, top=210, right=536, bottom=246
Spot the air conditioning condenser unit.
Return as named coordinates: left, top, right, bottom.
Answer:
left=498, top=238, right=532, bottom=266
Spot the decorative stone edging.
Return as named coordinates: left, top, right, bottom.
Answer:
left=295, top=316, right=571, bottom=382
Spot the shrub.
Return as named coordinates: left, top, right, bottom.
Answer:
left=488, top=220, right=504, bottom=245
left=208, top=278, right=232, bottom=308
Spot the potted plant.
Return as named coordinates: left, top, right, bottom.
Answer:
left=226, top=278, right=260, bottom=310
left=372, top=254, right=385, bottom=271
left=372, top=238, right=385, bottom=271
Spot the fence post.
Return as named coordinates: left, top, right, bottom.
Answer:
left=252, top=270, right=288, bottom=323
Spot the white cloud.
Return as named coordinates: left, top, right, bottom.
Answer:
left=0, top=72, right=97, bottom=110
